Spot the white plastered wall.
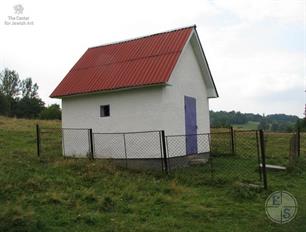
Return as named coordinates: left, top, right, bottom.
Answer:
left=61, top=34, right=211, bottom=157
left=62, top=86, right=166, bottom=158
left=161, top=37, right=210, bottom=135
left=161, top=35, right=211, bottom=155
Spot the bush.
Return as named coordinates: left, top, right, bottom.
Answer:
left=14, top=97, right=45, bottom=119
left=39, top=104, right=61, bottom=120
left=0, top=93, right=9, bottom=115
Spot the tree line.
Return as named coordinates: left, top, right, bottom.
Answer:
left=0, top=68, right=61, bottom=120
left=210, top=110, right=304, bottom=132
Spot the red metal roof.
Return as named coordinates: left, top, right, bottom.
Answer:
left=50, top=26, right=193, bottom=98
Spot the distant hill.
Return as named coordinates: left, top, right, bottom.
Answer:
left=210, top=111, right=300, bottom=132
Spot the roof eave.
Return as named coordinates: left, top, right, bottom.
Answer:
left=50, top=82, right=168, bottom=99
left=191, top=27, right=219, bottom=98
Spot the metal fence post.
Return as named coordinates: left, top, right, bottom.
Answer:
left=230, top=126, right=235, bottom=154
left=123, top=134, right=128, bottom=168
left=255, top=130, right=262, bottom=181
left=159, top=131, right=164, bottom=172
left=62, top=128, right=66, bottom=157
left=89, top=128, right=94, bottom=160
left=259, top=130, right=268, bottom=190
left=161, top=130, right=168, bottom=174
left=207, top=133, right=214, bottom=179
left=36, top=124, right=40, bottom=157
left=297, top=127, right=300, bottom=157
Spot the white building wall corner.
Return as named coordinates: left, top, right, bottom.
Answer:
left=60, top=38, right=212, bottom=157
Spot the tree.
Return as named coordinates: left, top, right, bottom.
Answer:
left=296, top=119, right=306, bottom=132
left=0, top=68, right=20, bottom=98
left=271, top=122, right=279, bottom=132
left=14, top=97, right=45, bottom=118
left=0, top=92, right=9, bottom=115
left=0, top=68, right=21, bottom=116
left=20, top=78, right=38, bottom=98
left=0, top=68, right=47, bottom=119
left=11, top=76, right=44, bottom=118
left=40, top=104, right=61, bottom=120
left=257, top=119, right=269, bottom=130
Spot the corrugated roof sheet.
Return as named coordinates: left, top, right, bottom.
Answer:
left=50, top=26, right=193, bottom=98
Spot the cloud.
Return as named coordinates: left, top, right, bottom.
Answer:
left=213, top=0, right=305, bottom=24
left=0, top=0, right=304, bottom=117
left=196, top=1, right=305, bottom=117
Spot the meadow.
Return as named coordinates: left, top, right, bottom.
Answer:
left=0, top=116, right=305, bottom=231
left=232, top=121, right=259, bottom=130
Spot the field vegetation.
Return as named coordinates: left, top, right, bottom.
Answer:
left=0, top=116, right=305, bottom=231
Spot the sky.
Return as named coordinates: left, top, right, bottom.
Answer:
left=0, top=0, right=305, bottom=117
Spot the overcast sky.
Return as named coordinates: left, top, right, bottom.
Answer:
left=0, top=0, right=305, bottom=117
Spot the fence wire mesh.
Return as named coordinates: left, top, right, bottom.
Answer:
left=93, top=133, right=126, bottom=159
left=39, top=127, right=62, bottom=157
left=166, top=134, right=210, bottom=170
left=93, top=131, right=164, bottom=170
left=300, top=132, right=306, bottom=156
left=62, top=128, right=90, bottom=158
left=264, top=132, right=294, bottom=166
left=125, top=131, right=162, bottom=159
left=38, top=124, right=304, bottom=189
left=211, top=130, right=262, bottom=185
left=210, top=132, right=232, bottom=154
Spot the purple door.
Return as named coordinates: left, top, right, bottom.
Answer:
left=184, top=96, right=198, bottom=155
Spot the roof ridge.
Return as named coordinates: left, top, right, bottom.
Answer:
left=50, top=25, right=194, bottom=98
left=88, top=25, right=196, bottom=50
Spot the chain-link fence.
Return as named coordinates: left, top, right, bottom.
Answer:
left=211, top=130, right=263, bottom=185
left=300, top=132, right=306, bottom=155
left=37, top=124, right=304, bottom=189
left=37, top=126, right=167, bottom=171
left=93, top=131, right=165, bottom=170
left=36, top=126, right=267, bottom=186
left=165, top=130, right=267, bottom=187
left=38, top=126, right=62, bottom=158
left=62, top=128, right=91, bottom=158
left=264, top=132, right=294, bottom=166
left=210, top=132, right=232, bottom=154
left=166, top=134, right=210, bottom=170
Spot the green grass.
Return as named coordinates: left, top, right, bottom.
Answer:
left=232, top=121, right=259, bottom=130
left=0, top=116, right=306, bottom=231
left=211, top=129, right=301, bottom=167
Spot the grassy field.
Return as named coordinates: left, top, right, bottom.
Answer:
left=211, top=128, right=305, bottom=167
left=0, top=116, right=306, bottom=231
left=232, top=121, right=259, bottom=130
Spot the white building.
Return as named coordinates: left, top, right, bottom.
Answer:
left=51, top=25, right=218, bottom=159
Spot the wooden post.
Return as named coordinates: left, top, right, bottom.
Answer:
left=36, top=124, right=40, bottom=157
left=259, top=130, right=268, bottom=190
left=161, top=130, right=168, bottom=174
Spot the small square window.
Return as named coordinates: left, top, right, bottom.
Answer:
left=100, top=105, right=110, bottom=117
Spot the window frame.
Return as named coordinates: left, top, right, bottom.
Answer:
left=100, top=104, right=110, bottom=117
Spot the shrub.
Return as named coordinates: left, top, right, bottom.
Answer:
left=39, top=104, right=61, bottom=120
